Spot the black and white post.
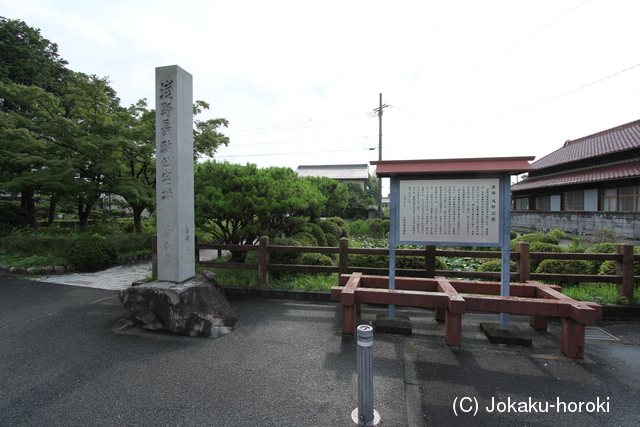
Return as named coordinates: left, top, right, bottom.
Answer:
left=352, top=325, right=381, bottom=426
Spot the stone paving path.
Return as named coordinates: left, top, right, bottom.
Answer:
left=38, top=250, right=221, bottom=291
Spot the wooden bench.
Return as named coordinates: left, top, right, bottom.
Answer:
left=330, top=273, right=602, bottom=359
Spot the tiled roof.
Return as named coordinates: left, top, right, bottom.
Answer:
left=511, top=160, right=640, bottom=192
left=532, top=119, right=640, bottom=169
left=295, top=164, right=369, bottom=180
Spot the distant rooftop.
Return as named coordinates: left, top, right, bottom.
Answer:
left=531, top=119, right=640, bottom=169
left=295, top=164, right=369, bottom=180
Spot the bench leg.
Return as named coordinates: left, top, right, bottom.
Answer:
left=530, top=314, right=548, bottom=331
left=445, top=310, right=462, bottom=346
left=342, top=304, right=357, bottom=335
left=561, top=318, right=585, bottom=359
left=435, top=308, right=445, bottom=323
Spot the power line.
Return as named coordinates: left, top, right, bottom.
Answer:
left=216, top=146, right=374, bottom=159
left=403, top=0, right=591, bottom=106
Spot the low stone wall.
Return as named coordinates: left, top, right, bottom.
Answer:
left=511, top=211, right=640, bottom=245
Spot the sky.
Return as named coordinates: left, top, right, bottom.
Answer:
left=2, top=0, right=640, bottom=194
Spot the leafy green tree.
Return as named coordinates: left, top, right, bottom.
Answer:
left=0, top=17, right=72, bottom=227
left=194, top=161, right=326, bottom=262
left=303, top=176, right=348, bottom=219
left=0, top=17, right=71, bottom=95
left=344, top=181, right=376, bottom=218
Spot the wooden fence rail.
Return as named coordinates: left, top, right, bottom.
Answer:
left=182, top=237, right=639, bottom=298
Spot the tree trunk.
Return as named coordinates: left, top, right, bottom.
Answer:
left=132, top=204, right=144, bottom=233
left=47, top=195, right=58, bottom=226
left=20, top=190, right=39, bottom=229
left=78, top=195, right=97, bottom=228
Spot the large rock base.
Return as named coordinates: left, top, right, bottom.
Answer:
left=119, top=271, right=237, bottom=338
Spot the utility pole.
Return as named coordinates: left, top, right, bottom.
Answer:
left=373, top=93, right=390, bottom=219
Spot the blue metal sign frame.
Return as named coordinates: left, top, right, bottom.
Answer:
left=388, top=173, right=512, bottom=329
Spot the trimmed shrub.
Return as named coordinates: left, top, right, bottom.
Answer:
left=510, top=231, right=517, bottom=240
left=510, top=233, right=559, bottom=250
left=300, top=253, right=334, bottom=266
left=292, top=232, right=318, bottom=247
left=370, top=219, right=390, bottom=238
left=65, top=235, right=117, bottom=272
left=319, top=220, right=342, bottom=246
left=535, top=259, right=593, bottom=286
left=325, top=233, right=339, bottom=247
left=528, top=242, right=565, bottom=271
left=327, top=217, right=349, bottom=238
left=269, top=237, right=302, bottom=265
left=0, top=234, right=69, bottom=258
left=305, top=223, right=327, bottom=247
left=586, top=243, right=618, bottom=274
left=477, top=260, right=517, bottom=272
left=350, top=254, right=447, bottom=271
left=0, top=201, right=31, bottom=236
left=598, top=246, right=640, bottom=276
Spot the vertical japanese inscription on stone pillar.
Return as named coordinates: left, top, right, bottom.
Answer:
left=155, top=65, right=195, bottom=282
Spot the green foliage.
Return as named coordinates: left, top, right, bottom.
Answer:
left=587, top=243, right=618, bottom=274
left=477, top=260, right=517, bottom=272
left=319, top=220, right=342, bottom=242
left=563, top=283, right=639, bottom=305
left=598, top=246, right=640, bottom=276
left=326, top=217, right=349, bottom=238
left=350, top=253, right=447, bottom=271
left=0, top=233, right=68, bottom=258
left=292, top=232, right=317, bottom=247
left=510, top=232, right=559, bottom=250
left=0, top=201, right=31, bottom=236
left=535, top=259, right=593, bottom=286
left=195, top=161, right=325, bottom=261
left=582, top=227, right=621, bottom=246
left=325, top=233, right=339, bottom=247
left=65, top=235, right=117, bottom=271
left=547, top=228, right=566, bottom=241
left=303, top=176, right=349, bottom=219
left=304, top=223, right=327, bottom=247
left=528, top=242, right=565, bottom=270
left=299, top=253, right=334, bottom=266
left=344, top=181, right=375, bottom=218
left=369, top=219, right=390, bottom=238
left=269, top=237, right=302, bottom=265
left=510, top=231, right=517, bottom=240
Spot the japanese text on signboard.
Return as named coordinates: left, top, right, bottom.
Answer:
left=399, top=178, right=500, bottom=244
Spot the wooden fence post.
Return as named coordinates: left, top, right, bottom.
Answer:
left=339, top=237, right=349, bottom=276
left=259, top=235, right=269, bottom=286
left=425, top=245, right=436, bottom=278
left=616, top=243, right=634, bottom=299
left=517, top=241, right=530, bottom=282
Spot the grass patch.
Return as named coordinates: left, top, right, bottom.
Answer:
left=562, top=283, right=640, bottom=305
left=0, top=252, right=68, bottom=269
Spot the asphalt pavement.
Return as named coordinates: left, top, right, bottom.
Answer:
left=1, top=269, right=639, bottom=426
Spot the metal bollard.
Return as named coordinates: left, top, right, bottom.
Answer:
left=351, top=325, right=381, bottom=426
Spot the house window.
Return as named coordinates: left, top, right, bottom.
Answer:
left=564, top=190, right=584, bottom=211
left=602, top=188, right=617, bottom=211
left=514, top=197, right=529, bottom=210
left=618, top=186, right=636, bottom=211
left=601, top=186, right=640, bottom=211
left=536, top=196, right=550, bottom=211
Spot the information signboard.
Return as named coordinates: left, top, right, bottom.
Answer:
left=398, top=178, right=500, bottom=245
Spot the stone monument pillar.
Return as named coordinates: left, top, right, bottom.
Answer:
left=155, top=65, right=195, bottom=283
left=119, top=65, right=236, bottom=339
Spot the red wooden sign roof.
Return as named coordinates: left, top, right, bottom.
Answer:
left=371, top=157, right=535, bottom=177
